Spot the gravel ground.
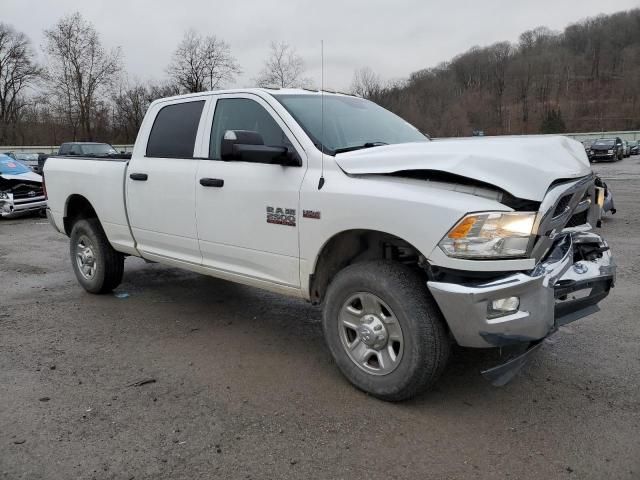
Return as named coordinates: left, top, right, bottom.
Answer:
left=1, top=158, right=639, bottom=479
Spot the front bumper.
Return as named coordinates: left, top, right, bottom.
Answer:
left=427, top=231, right=615, bottom=348
left=0, top=197, right=47, bottom=217
left=590, top=152, right=616, bottom=161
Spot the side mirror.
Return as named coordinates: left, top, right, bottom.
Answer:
left=221, top=130, right=301, bottom=166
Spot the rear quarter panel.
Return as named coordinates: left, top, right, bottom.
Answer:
left=44, top=157, right=137, bottom=255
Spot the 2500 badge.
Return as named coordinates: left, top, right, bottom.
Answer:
left=266, top=206, right=296, bottom=227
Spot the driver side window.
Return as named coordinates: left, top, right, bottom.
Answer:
left=209, top=98, right=293, bottom=160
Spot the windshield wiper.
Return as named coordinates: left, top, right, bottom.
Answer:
left=334, top=142, right=388, bottom=154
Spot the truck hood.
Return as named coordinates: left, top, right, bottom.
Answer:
left=0, top=171, right=42, bottom=183
left=334, top=136, right=591, bottom=201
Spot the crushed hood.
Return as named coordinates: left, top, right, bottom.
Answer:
left=334, top=136, right=591, bottom=201
left=0, top=171, right=42, bottom=183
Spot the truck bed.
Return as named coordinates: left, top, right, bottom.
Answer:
left=44, top=156, right=138, bottom=256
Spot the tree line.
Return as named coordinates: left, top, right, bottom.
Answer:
left=358, top=8, right=640, bottom=137
left=1, top=9, right=639, bottom=145
left=0, top=13, right=311, bottom=145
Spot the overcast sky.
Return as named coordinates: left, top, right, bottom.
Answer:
left=3, top=0, right=638, bottom=91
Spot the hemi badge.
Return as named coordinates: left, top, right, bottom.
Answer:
left=303, top=210, right=321, bottom=219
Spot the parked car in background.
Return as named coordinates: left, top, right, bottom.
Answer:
left=588, top=138, right=623, bottom=162
left=37, top=153, right=49, bottom=173
left=3, top=152, right=42, bottom=173
left=0, top=154, right=47, bottom=218
left=38, top=142, right=129, bottom=172
left=58, top=142, right=120, bottom=157
left=629, top=141, right=638, bottom=155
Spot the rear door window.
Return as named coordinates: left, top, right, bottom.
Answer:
left=146, top=101, right=205, bottom=158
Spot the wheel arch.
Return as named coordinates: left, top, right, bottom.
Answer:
left=63, top=194, right=99, bottom=235
left=308, top=229, right=427, bottom=304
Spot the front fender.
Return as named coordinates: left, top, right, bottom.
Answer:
left=299, top=171, right=511, bottom=295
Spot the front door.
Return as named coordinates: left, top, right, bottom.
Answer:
left=195, top=94, right=307, bottom=288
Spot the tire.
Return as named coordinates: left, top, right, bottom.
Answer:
left=322, top=260, right=450, bottom=401
left=69, top=218, right=124, bottom=294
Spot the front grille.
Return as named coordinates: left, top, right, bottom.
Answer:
left=13, top=186, right=44, bottom=200
left=531, top=175, right=595, bottom=261
left=566, top=210, right=588, bottom=227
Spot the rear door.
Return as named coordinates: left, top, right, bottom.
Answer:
left=126, top=97, right=209, bottom=264
left=195, top=94, right=307, bottom=288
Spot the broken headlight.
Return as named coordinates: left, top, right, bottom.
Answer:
left=0, top=191, right=10, bottom=200
left=439, top=212, right=537, bottom=259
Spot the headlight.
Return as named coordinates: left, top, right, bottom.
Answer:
left=0, top=191, right=9, bottom=200
left=439, top=212, right=537, bottom=259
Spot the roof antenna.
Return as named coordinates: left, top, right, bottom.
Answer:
left=318, top=39, right=325, bottom=190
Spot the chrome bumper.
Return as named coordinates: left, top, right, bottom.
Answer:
left=428, top=232, right=615, bottom=348
left=0, top=197, right=47, bottom=217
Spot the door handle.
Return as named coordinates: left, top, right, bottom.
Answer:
left=129, top=173, right=148, bottom=181
left=200, top=178, right=224, bottom=187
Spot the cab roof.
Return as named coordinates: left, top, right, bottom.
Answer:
left=151, top=87, right=356, bottom=105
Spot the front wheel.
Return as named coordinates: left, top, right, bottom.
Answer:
left=322, top=261, right=450, bottom=401
left=69, top=218, right=124, bottom=293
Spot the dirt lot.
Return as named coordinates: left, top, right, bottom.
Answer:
left=1, top=159, right=639, bottom=480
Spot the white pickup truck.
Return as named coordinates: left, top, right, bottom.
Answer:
left=44, top=88, right=615, bottom=400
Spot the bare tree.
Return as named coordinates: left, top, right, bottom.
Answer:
left=0, top=23, right=41, bottom=144
left=112, top=80, right=180, bottom=142
left=43, top=12, right=121, bottom=140
left=350, top=67, right=382, bottom=99
left=487, top=42, right=512, bottom=131
left=168, top=30, right=240, bottom=93
left=112, top=82, right=148, bottom=142
left=255, top=41, right=310, bottom=88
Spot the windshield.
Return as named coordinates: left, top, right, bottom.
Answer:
left=274, top=94, right=428, bottom=154
left=0, top=155, right=31, bottom=175
left=82, top=144, right=118, bottom=156
left=593, top=139, right=615, bottom=147
left=14, top=153, right=39, bottom=162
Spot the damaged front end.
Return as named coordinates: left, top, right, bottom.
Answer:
left=0, top=177, right=47, bottom=217
left=426, top=175, right=616, bottom=385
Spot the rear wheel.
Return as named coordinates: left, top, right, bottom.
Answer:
left=322, top=260, right=450, bottom=401
left=69, top=218, right=124, bottom=293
